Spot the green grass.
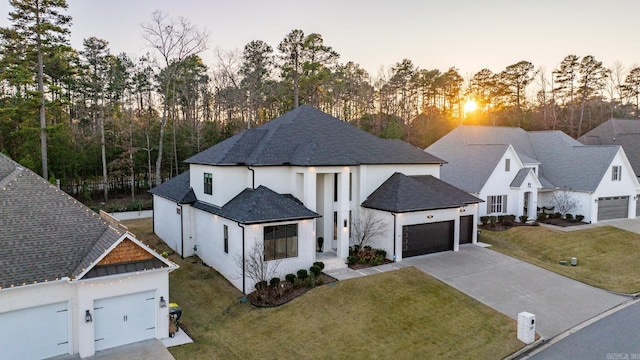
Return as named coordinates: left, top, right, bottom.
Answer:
left=481, top=225, right=640, bottom=294
left=123, top=219, right=524, bottom=359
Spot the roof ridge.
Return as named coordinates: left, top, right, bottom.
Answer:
left=0, top=166, right=24, bottom=188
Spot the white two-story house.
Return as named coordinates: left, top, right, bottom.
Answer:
left=151, top=106, right=482, bottom=293
left=426, top=125, right=640, bottom=223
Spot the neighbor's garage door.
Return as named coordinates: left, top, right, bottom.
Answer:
left=402, top=221, right=454, bottom=257
left=0, top=302, right=69, bottom=360
left=459, top=215, right=474, bottom=245
left=636, top=197, right=640, bottom=217
left=597, top=196, right=629, bottom=221
left=94, top=291, right=156, bottom=352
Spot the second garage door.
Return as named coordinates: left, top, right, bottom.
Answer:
left=402, top=221, right=454, bottom=257
left=597, top=196, right=629, bottom=221
left=94, top=290, right=156, bottom=352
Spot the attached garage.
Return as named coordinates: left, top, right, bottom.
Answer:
left=597, top=196, right=629, bottom=221
left=402, top=221, right=454, bottom=257
left=93, top=291, right=157, bottom=352
left=0, top=302, right=69, bottom=360
left=459, top=215, right=474, bottom=245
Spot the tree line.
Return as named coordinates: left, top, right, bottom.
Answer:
left=2, top=1, right=640, bottom=202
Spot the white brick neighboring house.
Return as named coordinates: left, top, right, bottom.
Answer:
left=150, top=106, right=482, bottom=293
left=426, top=125, right=640, bottom=223
left=0, top=153, right=178, bottom=360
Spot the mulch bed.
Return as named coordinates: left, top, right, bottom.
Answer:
left=480, top=218, right=587, bottom=232
left=541, top=218, right=588, bottom=227
left=348, top=258, right=394, bottom=270
left=247, top=273, right=337, bottom=307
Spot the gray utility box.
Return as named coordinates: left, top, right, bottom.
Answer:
left=517, top=311, right=536, bottom=344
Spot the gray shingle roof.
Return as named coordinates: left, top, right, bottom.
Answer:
left=579, top=119, right=640, bottom=177
left=193, top=185, right=320, bottom=224
left=361, top=173, right=482, bottom=213
left=0, top=154, right=173, bottom=289
left=148, top=170, right=196, bottom=203
left=427, top=125, right=620, bottom=193
left=186, top=105, right=445, bottom=166
left=510, top=168, right=532, bottom=187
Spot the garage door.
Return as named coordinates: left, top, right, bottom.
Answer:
left=459, top=215, right=474, bottom=245
left=402, top=221, right=454, bottom=257
left=0, top=302, right=69, bottom=360
left=94, top=291, right=156, bottom=352
left=598, top=196, right=629, bottom=221
left=636, top=198, right=640, bottom=217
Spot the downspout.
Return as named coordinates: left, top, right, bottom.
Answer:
left=179, top=204, right=184, bottom=259
left=392, top=212, right=397, bottom=261
left=237, top=223, right=246, bottom=294
left=247, top=166, right=255, bottom=190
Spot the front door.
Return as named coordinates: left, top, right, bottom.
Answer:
left=523, top=192, right=531, bottom=219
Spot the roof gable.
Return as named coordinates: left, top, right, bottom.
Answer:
left=186, top=106, right=444, bottom=167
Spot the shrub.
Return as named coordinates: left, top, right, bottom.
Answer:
left=347, top=256, right=356, bottom=265
left=374, top=249, right=387, bottom=258
left=370, top=256, right=383, bottom=266
left=269, top=277, right=280, bottom=288
left=480, top=216, right=490, bottom=225
left=565, top=213, right=573, bottom=220
left=519, top=215, right=528, bottom=223
left=489, top=216, right=497, bottom=227
left=285, top=273, right=296, bottom=284
left=255, top=280, right=268, bottom=292
left=313, top=261, right=325, bottom=270
left=306, top=273, right=316, bottom=288
left=576, top=215, right=585, bottom=222
left=537, top=213, right=547, bottom=222
left=500, top=216, right=514, bottom=226
left=309, top=265, right=322, bottom=277
left=297, top=269, right=309, bottom=280
left=554, top=212, right=562, bottom=219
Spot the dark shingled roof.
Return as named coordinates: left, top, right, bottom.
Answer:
left=0, top=153, right=173, bottom=289
left=578, top=119, right=640, bottom=177
left=186, top=105, right=445, bottom=166
left=193, top=185, right=320, bottom=224
left=510, top=168, right=532, bottom=187
left=148, top=170, right=196, bottom=203
left=362, top=173, right=483, bottom=213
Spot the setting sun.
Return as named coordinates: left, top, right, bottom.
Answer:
left=464, top=100, right=477, bottom=113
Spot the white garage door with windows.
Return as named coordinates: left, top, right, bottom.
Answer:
left=0, top=302, right=69, bottom=360
left=597, top=196, right=629, bottom=221
left=93, top=290, right=157, bottom=352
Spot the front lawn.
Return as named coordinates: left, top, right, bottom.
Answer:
left=123, top=219, right=524, bottom=359
left=481, top=225, right=640, bottom=294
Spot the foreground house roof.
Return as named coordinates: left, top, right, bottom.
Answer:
left=427, top=125, right=620, bottom=193
left=579, top=119, right=640, bottom=177
left=186, top=105, right=445, bottom=167
left=0, top=153, right=174, bottom=289
left=193, top=185, right=320, bottom=224
left=362, top=173, right=483, bottom=213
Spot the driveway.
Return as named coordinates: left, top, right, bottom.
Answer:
left=50, top=339, right=175, bottom=360
left=403, top=245, right=628, bottom=338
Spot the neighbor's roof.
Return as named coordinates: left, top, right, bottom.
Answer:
left=0, top=154, right=154, bottom=289
left=579, top=119, right=640, bottom=176
left=193, top=185, right=320, bottom=224
left=186, top=105, right=445, bottom=167
left=148, top=170, right=196, bottom=204
left=426, top=125, right=620, bottom=193
left=361, top=173, right=482, bottom=213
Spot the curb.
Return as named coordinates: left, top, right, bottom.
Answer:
left=503, top=338, right=545, bottom=360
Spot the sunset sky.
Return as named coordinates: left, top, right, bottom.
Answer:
left=2, top=0, right=639, bottom=77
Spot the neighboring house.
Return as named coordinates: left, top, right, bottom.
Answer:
left=0, top=154, right=177, bottom=360
left=150, top=106, right=481, bottom=293
left=426, top=125, right=640, bottom=223
left=579, top=118, right=640, bottom=178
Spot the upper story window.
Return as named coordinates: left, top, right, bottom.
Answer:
left=505, top=159, right=511, bottom=172
left=349, top=173, right=353, bottom=201
left=612, top=166, right=622, bottom=181
left=333, top=173, right=338, bottom=202
left=204, top=172, right=213, bottom=195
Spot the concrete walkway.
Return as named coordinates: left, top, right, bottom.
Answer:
left=403, top=245, right=628, bottom=338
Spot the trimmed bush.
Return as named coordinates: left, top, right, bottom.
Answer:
left=347, top=256, right=356, bottom=265
left=576, top=214, right=585, bottom=222
left=480, top=216, right=490, bottom=225
left=269, top=277, right=280, bottom=288
left=519, top=215, right=528, bottom=223
left=313, top=261, right=325, bottom=270
left=489, top=216, right=497, bottom=226
left=554, top=212, right=562, bottom=219
left=565, top=213, right=573, bottom=220
left=537, top=213, right=547, bottom=222
left=374, top=249, right=387, bottom=258
left=285, top=273, right=296, bottom=284
left=297, top=269, right=309, bottom=280
left=309, top=265, right=322, bottom=277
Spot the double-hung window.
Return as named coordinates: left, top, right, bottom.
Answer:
left=487, top=195, right=507, bottom=214
left=204, top=172, right=213, bottom=195
left=612, top=166, right=622, bottom=181
left=264, top=224, right=298, bottom=260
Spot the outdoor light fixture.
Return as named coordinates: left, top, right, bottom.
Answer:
left=85, top=310, right=92, bottom=323
left=634, top=195, right=639, bottom=200
left=459, top=207, right=466, bottom=212
left=427, top=215, right=433, bottom=219
left=527, top=182, right=532, bottom=188
left=343, top=219, right=348, bottom=228
left=159, top=296, right=167, bottom=308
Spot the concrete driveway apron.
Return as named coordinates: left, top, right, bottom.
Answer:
left=403, top=245, right=627, bottom=338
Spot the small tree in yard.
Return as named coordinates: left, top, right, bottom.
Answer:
left=549, top=190, right=579, bottom=218
left=350, top=209, right=387, bottom=249
left=235, top=242, right=280, bottom=297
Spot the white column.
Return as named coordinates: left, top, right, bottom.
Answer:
left=337, top=167, right=350, bottom=258
left=303, top=169, right=317, bottom=212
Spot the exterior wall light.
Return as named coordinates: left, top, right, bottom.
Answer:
left=159, top=296, right=167, bottom=308
left=85, top=310, right=92, bottom=323
left=343, top=219, right=348, bottom=228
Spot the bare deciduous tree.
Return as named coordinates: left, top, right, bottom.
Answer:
left=549, top=190, right=579, bottom=217
left=234, top=241, right=281, bottom=295
left=350, top=209, right=388, bottom=249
